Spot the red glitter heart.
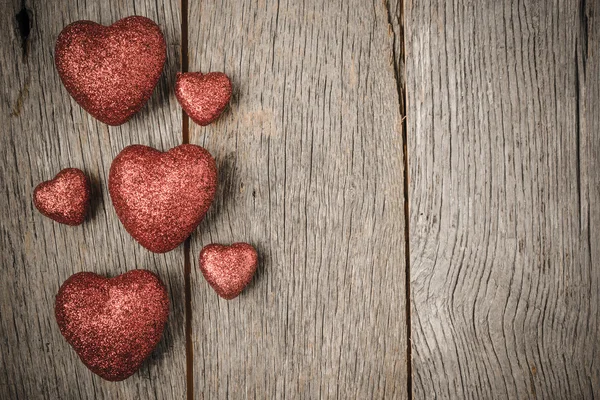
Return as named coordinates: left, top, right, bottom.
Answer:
left=109, top=144, right=217, bottom=253
left=34, top=168, right=91, bottom=226
left=175, top=72, right=232, bottom=126
left=55, top=16, right=166, bottom=126
left=55, top=270, right=169, bottom=381
left=199, top=243, right=258, bottom=300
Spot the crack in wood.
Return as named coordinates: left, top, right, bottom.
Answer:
left=15, top=6, right=31, bottom=61
left=575, top=43, right=583, bottom=231
left=580, top=0, right=589, bottom=69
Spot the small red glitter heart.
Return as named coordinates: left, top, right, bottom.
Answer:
left=55, top=16, right=166, bottom=125
left=175, top=72, right=232, bottom=126
left=109, top=144, right=217, bottom=253
left=199, top=243, right=258, bottom=300
left=55, top=270, right=169, bottom=381
left=34, top=168, right=91, bottom=226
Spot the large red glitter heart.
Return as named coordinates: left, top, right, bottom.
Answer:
left=109, top=144, right=217, bottom=253
left=175, top=72, right=232, bottom=126
left=199, top=243, right=258, bottom=299
left=55, top=270, right=169, bottom=381
left=55, top=16, right=166, bottom=125
left=34, top=168, right=91, bottom=225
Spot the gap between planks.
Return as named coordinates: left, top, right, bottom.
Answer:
left=180, top=0, right=193, bottom=398
left=384, top=0, right=413, bottom=398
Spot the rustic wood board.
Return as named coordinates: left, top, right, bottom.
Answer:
left=4, top=0, right=598, bottom=397
left=406, top=0, right=600, bottom=398
left=0, top=0, right=186, bottom=398
left=187, top=0, right=408, bottom=398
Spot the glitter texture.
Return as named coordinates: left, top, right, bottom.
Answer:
left=54, top=270, right=169, bottom=381
left=34, top=168, right=91, bottom=225
left=199, top=243, right=258, bottom=300
left=175, top=72, right=232, bottom=126
left=55, top=16, right=166, bottom=126
left=109, top=144, right=217, bottom=253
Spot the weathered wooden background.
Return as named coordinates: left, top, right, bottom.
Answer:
left=0, top=0, right=597, bottom=399
left=406, top=0, right=599, bottom=398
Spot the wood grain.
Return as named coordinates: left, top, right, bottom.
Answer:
left=0, top=0, right=186, bottom=398
left=406, top=0, right=600, bottom=398
left=187, top=0, right=408, bottom=398
left=5, top=0, right=597, bottom=397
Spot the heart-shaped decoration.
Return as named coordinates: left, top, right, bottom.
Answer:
left=34, top=168, right=91, bottom=225
left=55, top=16, right=166, bottom=125
left=199, top=243, right=258, bottom=299
left=109, top=144, right=217, bottom=253
left=175, top=72, right=232, bottom=126
left=55, top=270, right=169, bottom=381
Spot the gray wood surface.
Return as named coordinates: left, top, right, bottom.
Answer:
left=0, top=0, right=186, bottom=398
left=3, top=0, right=599, bottom=398
left=406, top=0, right=600, bottom=398
left=187, top=0, right=408, bottom=398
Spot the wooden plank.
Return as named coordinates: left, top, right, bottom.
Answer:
left=406, top=0, right=600, bottom=398
left=581, top=0, right=600, bottom=394
left=187, top=0, right=408, bottom=398
left=0, top=1, right=186, bottom=398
